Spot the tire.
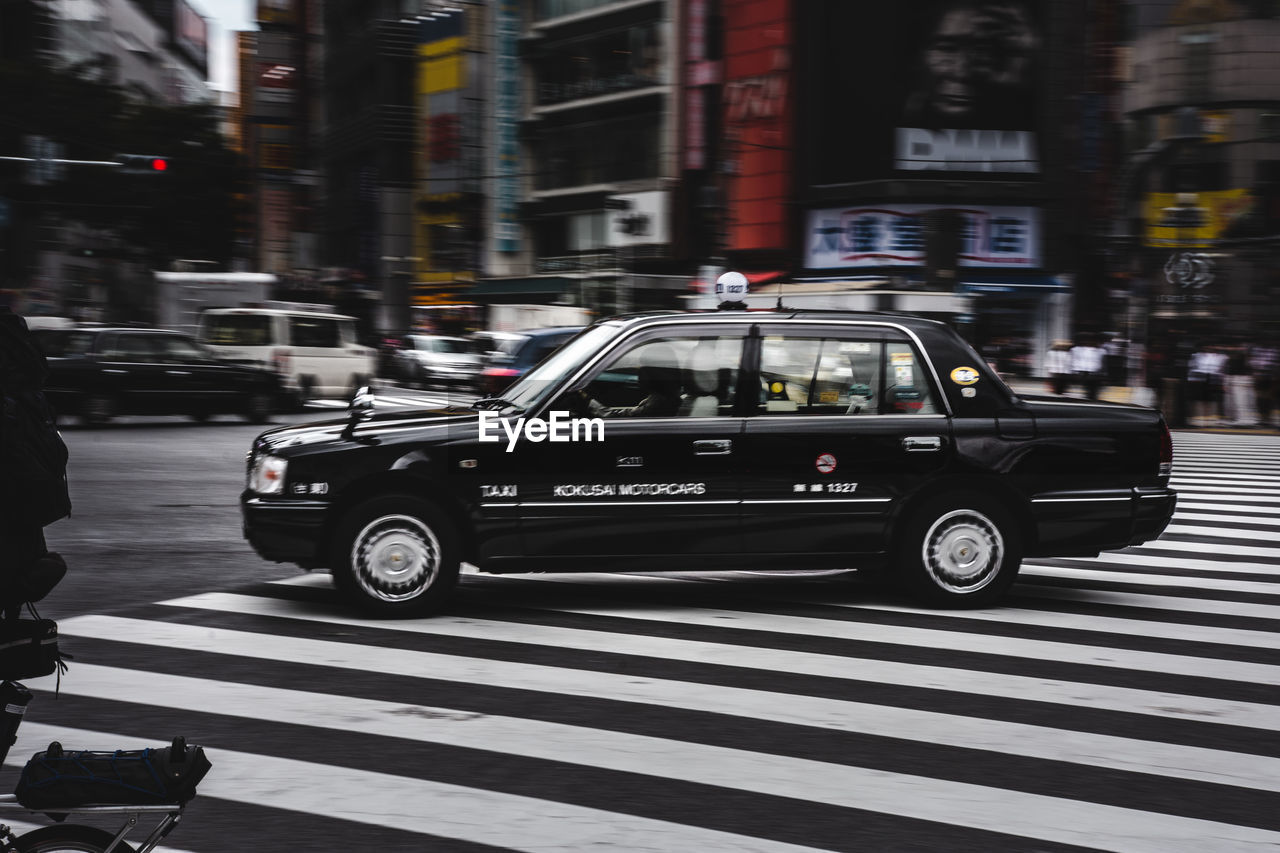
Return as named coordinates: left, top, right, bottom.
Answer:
left=331, top=495, right=460, bottom=617
left=895, top=491, right=1021, bottom=607
left=80, top=393, right=117, bottom=426
left=243, top=391, right=274, bottom=424
left=12, top=824, right=138, bottom=853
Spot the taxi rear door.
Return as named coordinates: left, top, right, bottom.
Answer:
left=737, top=324, right=953, bottom=556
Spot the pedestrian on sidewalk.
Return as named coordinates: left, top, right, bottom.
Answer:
left=1070, top=334, right=1105, bottom=399
left=1248, top=339, right=1278, bottom=427
left=1223, top=341, right=1256, bottom=426
left=1187, top=341, right=1227, bottom=426
left=1045, top=339, right=1072, bottom=395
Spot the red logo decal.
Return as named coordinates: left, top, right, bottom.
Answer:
left=815, top=453, right=837, bottom=474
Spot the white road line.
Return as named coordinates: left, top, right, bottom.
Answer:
left=1164, top=523, right=1280, bottom=540
left=155, top=589, right=1280, bottom=687
left=1011, top=582, right=1280, bottom=620
left=797, top=598, right=1280, bottom=650
left=152, top=592, right=1279, bottom=729
left=14, top=670, right=1280, bottom=853
left=3, top=724, right=823, bottom=853
left=1172, top=490, right=1280, bottom=504
left=37, top=622, right=1280, bottom=801
left=1097, top=547, right=1280, bottom=571
left=1020, top=564, right=1280, bottom=595
left=1172, top=512, right=1280, bottom=528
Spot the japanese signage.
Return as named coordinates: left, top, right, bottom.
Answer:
left=805, top=204, right=1041, bottom=270
left=1142, top=189, right=1251, bottom=248
left=606, top=192, right=670, bottom=247
left=493, top=0, right=521, bottom=253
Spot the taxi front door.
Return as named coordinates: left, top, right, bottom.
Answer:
left=514, top=330, right=748, bottom=561
left=736, top=327, right=953, bottom=556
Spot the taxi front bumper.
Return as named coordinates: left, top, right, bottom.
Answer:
left=242, top=495, right=330, bottom=565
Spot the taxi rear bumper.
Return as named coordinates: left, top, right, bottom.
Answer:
left=242, top=495, right=329, bottom=565
left=1026, top=486, right=1176, bottom=557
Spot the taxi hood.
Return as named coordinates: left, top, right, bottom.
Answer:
left=254, top=407, right=478, bottom=453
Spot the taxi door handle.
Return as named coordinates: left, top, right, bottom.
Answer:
left=693, top=439, right=732, bottom=456
left=903, top=436, right=942, bottom=452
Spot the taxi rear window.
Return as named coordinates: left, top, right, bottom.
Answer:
left=758, top=334, right=938, bottom=416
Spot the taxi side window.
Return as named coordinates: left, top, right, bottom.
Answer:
left=582, top=335, right=741, bottom=418
left=757, top=335, right=936, bottom=415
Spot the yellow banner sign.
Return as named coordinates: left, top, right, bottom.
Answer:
left=1142, top=188, right=1251, bottom=248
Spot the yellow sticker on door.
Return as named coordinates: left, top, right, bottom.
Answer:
left=950, top=366, right=981, bottom=385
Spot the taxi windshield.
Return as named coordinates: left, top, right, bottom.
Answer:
left=497, top=323, right=622, bottom=410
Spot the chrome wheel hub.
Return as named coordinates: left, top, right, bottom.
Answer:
left=352, top=514, right=440, bottom=602
left=922, top=509, right=1003, bottom=594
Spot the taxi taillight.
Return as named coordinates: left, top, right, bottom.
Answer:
left=1158, top=420, right=1173, bottom=477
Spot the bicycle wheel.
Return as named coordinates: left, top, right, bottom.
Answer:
left=11, top=824, right=137, bottom=853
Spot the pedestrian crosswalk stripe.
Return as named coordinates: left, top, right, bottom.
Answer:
left=151, top=590, right=1280, bottom=686
left=28, top=628, right=1280, bottom=813
left=1021, top=563, right=1280, bottom=595
left=5, top=723, right=823, bottom=853
left=1165, top=523, right=1280, bottom=540
left=134, top=591, right=1280, bottom=729
left=11, top=677, right=1280, bottom=853
left=1011, top=582, right=1280, bottom=619
left=1088, top=548, right=1280, bottom=572
left=803, top=598, right=1280, bottom=650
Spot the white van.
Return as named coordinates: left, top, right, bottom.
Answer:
left=197, top=308, right=375, bottom=404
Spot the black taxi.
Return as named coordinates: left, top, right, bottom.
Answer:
left=242, top=310, right=1176, bottom=616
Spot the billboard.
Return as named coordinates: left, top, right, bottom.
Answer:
left=723, top=0, right=792, bottom=252
left=804, top=0, right=1041, bottom=183
left=805, top=204, right=1041, bottom=270
left=493, top=0, right=521, bottom=253
left=1143, top=189, right=1251, bottom=248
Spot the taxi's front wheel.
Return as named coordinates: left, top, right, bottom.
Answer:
left=896, top=492, right=1021, bottom=607
left=331, top=495, right=460, bottom=617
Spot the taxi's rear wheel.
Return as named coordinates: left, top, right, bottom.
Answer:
left=896, top=492, right=1021, bottom=607
left=332, top=495, right=459, bottom=617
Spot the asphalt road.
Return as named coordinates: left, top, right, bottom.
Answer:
left=10, top=417, right=1280, bottom=852
left=45, top=409, right=339, bottom=618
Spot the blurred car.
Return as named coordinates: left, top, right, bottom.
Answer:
left=469, top=330, right=523, bottom=361
left=40, top=326, right=281, bottom=425
left=196, top=307, right=375, bottom=405
left=394, top=334, right=484, bottom=390
left=478, top=326, right=584, bottom=396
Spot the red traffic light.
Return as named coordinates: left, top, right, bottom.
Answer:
left=150, top=158, right=167, bottom=172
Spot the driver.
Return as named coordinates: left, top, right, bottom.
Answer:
left=576, top=343, right=683, bottom=418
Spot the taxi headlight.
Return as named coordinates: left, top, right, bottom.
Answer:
left=249, top=454, right=288, bottom=495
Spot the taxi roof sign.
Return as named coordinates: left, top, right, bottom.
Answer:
left=715, top=271, right=749, bottom=299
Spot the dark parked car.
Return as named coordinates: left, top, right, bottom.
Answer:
left=478, top=326, right=584, bottom=396
left=40, top=327, right=281, bottom=425
left=242, top=309, right=1176, bottom=616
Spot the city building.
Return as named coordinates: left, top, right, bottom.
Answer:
left=1118, top=0, right=1280, bottom=350
left=477, top=0, right=687, bottom=317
